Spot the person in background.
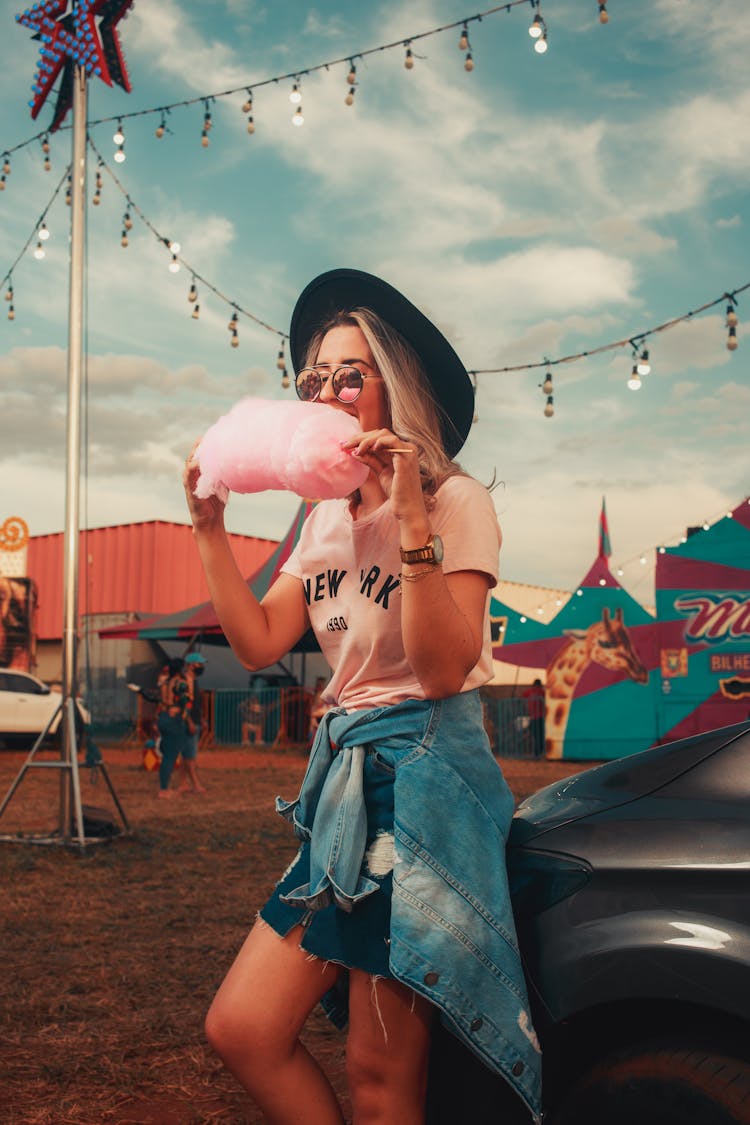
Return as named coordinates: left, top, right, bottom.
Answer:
left=180, top=652, right=207, bottom=793
left=523, top=677, right=546, bottom=758
left=157, top=657, right=191, bottom=799
left=308, top=675, right=328, bottom=744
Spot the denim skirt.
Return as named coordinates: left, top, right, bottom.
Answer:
left=260, top=747, right=395, bottom=978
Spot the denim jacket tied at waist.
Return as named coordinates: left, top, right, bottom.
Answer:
left=275, top=691, right=542, bottom=1123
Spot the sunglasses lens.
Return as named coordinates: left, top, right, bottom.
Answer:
left=295, top=369, right=321, bottom=401
left=333, top=366, right=363, bottom=403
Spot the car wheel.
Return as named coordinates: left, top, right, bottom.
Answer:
left=548, top=1043, right=750, bottom=1125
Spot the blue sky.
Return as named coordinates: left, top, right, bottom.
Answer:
left=1, top=0, right=748, bottom=602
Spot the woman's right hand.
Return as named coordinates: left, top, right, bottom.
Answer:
left=183, top=441, right=226, bottom=533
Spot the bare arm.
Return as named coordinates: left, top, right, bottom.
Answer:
left=184, top=452, right=309, bottom=670
left=344, top=430, right=491, bottom=698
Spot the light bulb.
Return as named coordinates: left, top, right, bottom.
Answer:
left=124, top=212, right=132, bottom=230
left=155, top=123, right=165, bottom=138
left=8, top=304, right=15, bottom=320
left=727, top=325, right=738, bottom=351
left=292, top=106, right=304, bottom=126
left=534, top=33, right=548, bottom=53
left=726, top=304, right=738, bottom=328
left=92, top=192, right=101, bottom=205
left=542, top=374, right=553, bottom=395
left=33, top=241, right=45, bottom=260
left=347, top=65, right=356, bottom=84
left=281, top=372, right=290, bottom=389
left=242, top=96, right=252, bottom=114
left=464, top=53, right=474, bottom=71
left=188, top=284, right=197, bottom=303
left=38, top=222, right=50, bottom=241
left=544, top=394, right=554, bottom=417
left=43, top=158, right=51, bottom=172
left=201, top=129, right=209, bottom=147
left=113, top=124, right=124, bottom=145
left=459, top=27, right=469, bottom=50
left=169, top=241, right=181, bottom=254
left=627, top=366, right=642, bottom=390
left=598, top=3, right=609, bottom=23
left=4, top=287, right=12, bottom=301
left=276, top=349, right=286, bottom=370
left=247, top=116, right=255, bottom=134
left=404, top=47, right=414, bottom=69
left=114, top=145, right=126, bottom=162
left=636, top=348, right=650, bottom=376
left=120, top=231, right=128, bottom=247
left=0, top=176, right=5, bottom=191
left=169, top=255, right=180, bottom=273
left=192, top=304, right=200, bottom=319
left=345, top=88, right=355, bottom=105
left=3, top=159, right=10, bottom=175
left=529, top=13, right=543, bottom=38
left=290, top=83, right=301, bottom=104
left=231, top=329, right=239, bottom=348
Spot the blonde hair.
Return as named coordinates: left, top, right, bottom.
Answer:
left=304, top=308, right=465, bottom=496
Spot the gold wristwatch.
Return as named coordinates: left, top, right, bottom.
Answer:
left=399, top=534, right=444, bottom=565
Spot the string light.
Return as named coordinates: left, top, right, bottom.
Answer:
left=541, top=371, right=553, bottom=395
left=192, top=302, right=200, bottom=319
left=231, top=327, right=239, bottom=348
left=188, top=278, right=198, bottom=304
left=404, top=44, right=415, bottom=69
left=627, top=366, right=642, bottom=391
left=201, top=100, right=212, bottom=147
left=33, top=240, right=45, bottom=260
left=243, top=91, right=255, bottom=134
left=155, top=111, right=167, bottom=139
left=41, top=133, right=50, bottom=171
left=459, top=23, right=469, bottom=50
left=289, top=80, right=302, bottom=105
left=543, top=394, right=554, bottom=417
left=636, top=347, right=651, bottom=375
left=726, top=297, right=739, bottom=350
left=113, top=120, right=125, bottom=146
left=292, top=105, right=304, bottom=127
left=38, top=221, right=50, bottom=242
left=345, top=64, right=357, bottom=108
left=598, top=2, right=609, bottom=23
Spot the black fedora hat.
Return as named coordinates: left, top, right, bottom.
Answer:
left=289, top=268, right=474, bottom=458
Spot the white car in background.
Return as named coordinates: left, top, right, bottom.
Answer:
left=0, top=670, right=91, bottom=747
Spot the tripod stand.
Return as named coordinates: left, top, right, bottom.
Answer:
left=0, top=696, right=130, bottom=846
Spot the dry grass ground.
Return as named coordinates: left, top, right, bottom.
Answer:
left=0, top=744, right=588, bottom=1124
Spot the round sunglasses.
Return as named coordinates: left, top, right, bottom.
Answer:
left=294, top=364, right=382, bottom=404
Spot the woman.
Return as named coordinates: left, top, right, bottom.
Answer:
left=184, top=269, right=541, bottom=1123
left=156, top=656, right=191, bottom=799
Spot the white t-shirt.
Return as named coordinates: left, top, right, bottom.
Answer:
left=281, top=475, right=501, bottom=711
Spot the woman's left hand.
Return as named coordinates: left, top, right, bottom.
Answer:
left=343, top=429, right=424, bottom=520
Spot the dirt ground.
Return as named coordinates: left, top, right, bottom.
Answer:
left=0, top=743, right=588, bottom=1125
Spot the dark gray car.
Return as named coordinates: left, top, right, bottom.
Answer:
left=507, top=720, right=750, bottom=1125
left=427, top=721, right=750, bottom=1124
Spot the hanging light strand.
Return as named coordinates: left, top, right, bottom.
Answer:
left=87, top=139, right=288, bottom=349
left=1, top=164, right=70, bottom=314
left=3, top=1, right=531, bottom=155
left=467, top=283, right=749, bottom=377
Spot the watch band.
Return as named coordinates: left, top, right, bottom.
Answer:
left=399, top=535, right=444, bottom=565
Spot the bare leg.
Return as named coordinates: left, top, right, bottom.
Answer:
left=346, top=972, right=434, bottom=1124
left=205, top=920, right=345, bottom=1124
left=179, top=759, right=206, bottom=792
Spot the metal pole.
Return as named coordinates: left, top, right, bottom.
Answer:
left=59, top=61, right=87, bottom=839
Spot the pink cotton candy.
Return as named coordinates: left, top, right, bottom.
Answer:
left=193, top=398, right=370, bottom=501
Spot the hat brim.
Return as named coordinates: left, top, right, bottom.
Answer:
left=289, top=268, right=474, bottom=458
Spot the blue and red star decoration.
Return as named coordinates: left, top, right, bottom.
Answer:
left=17, top=0, right=133, bottom=132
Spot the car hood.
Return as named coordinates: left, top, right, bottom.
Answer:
left=510, top=720, right=750, bottom=844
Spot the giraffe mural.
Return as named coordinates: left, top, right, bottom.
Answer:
left=545, top=607, right=649, bottom=759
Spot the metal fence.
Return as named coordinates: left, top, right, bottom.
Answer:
left=89, top=684, right=544, bottom=758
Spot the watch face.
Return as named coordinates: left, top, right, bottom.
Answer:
left=432, top=534, right=444, bottom=563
